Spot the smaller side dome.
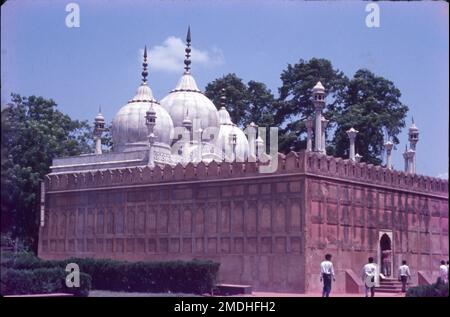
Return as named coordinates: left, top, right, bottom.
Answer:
left=216, top=107, right=249, bottom=161
left=218, top=106, right=233, bottom=125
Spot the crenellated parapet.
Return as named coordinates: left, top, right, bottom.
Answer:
left=46, top=159, right=267, bottom=192
left=45, top=150, right=448, bottom=197
left=302, top=151, right=448, bottom=196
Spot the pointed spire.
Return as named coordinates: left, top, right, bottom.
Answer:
left=142, top=45, right=148, bottom=84
left=187, top=25, right=191, bottom=43
left=95, top=106, right=104, bottom=121
left=182, top=107, right=192, bottom=129
left=410, top=116, right=418, bottom=130
left=184, top=26, right=192, bottom=73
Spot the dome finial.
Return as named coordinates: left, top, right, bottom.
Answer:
left=142, top=45, right=149, bottom=84
left=220, top=88, right=226, bottom=108
left=184, top=26, right=192, bottom=74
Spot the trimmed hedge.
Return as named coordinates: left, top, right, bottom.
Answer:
left=406, top=279, right=449, bottom=297
left=2, top=252, right=220, bottom=295
left=1, top=267, right=92, bottom=297
left=54, top=258, right=220, bottom=294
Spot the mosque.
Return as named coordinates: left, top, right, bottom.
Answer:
left=38, top=28, right=448, bottom=293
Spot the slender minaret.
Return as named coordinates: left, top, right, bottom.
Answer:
left=305, top=116, right=313, bottom=152
left=346, top=127, right=359, bottom=161
left=408, top=117, right=419, bottom=174
left=145, top=110, right=157, bottom=167
left=407, top=148, right=415, bottom=174
left=229, top=130, right=237, bottom=162
left=312, top=81, right=325, bottom=152
left=384, top=140, right=394, bottom=170
left=145, top=103, right=157, bottom=167
left=256, top=135, right=265, bottom=160
left=93, top=107, right=105, bottom=155
left=403, top=145, right=409, bottom=172
left=247, top=122, right=258, bottom=160
left=194, top=126, right=203, bottom=162
left=181, top=108, right=193, bottom=160
left=182, top=108, right=193, bottom=136
left=321, top=115, right=329, bottom=154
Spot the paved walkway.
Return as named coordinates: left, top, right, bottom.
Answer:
left=250, top=291, right=405, bottom=297
left=88, top=290, right=405, bottom=297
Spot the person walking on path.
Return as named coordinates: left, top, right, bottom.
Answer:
left=447, top=261, right=449, bottom=282
left=381, top=249, right=392, bottom=277
left=398, top=260, right=411, bottom=292
left=363, top=257, right=377, bottom=297
left=320, top=254, right=335, bottom=297
left=439, top=260, right=448, bottom=284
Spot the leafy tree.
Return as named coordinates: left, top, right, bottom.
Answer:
left=101, top=123, right=113, bottom=152
left=332, top=69, right=408, bottom=164
left=276, top=58, right=349, bottom=152
left=205, top=60, right=408, bottom=164
left=1, top=94, right=92, bottom=252
left=204, top=73, right=275, bottom=127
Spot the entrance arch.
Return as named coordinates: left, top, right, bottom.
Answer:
left=377, top=231, right=393, bottom=281
left=380, top=234, right=391, bottom=252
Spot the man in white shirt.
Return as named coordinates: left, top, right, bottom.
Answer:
left=320, top=254, right=335, bottom=297
left=398, top=260, right=411, bottom=292
left=446, top=261, right=449, bottom=282
left=439, top=260, right=448, bottom=284
left=362, top=257, right=377, bottom=297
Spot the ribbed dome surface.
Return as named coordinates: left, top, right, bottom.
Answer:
left=215, top=107, right=249, bottom=161
left=160, top=73, right=219, bottom=131
left=112, top=84, right=174, bottom=152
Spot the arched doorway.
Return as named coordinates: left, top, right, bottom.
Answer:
left=379, top=233, right=393, bottom=278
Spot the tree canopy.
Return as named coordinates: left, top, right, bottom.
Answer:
left=1, top=94, right=92, bottom=251
left=331, top=69, right=408, bottom=164
left=204, top=58, right=408, bottom=162
left=204, top=74, right=276, bottom=128
left=275, top=58, right=349, bottom=152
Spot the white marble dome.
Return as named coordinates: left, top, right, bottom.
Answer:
left=112, top=84, right=174, bottom=152
left=160, top=73, right=219, bottom=132
left=216, top=107, right=249, bottom=161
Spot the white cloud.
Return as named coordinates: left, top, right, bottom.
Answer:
left=140, top=37, right=224, bottom=73
left=437, top=172, right=448, bottom=179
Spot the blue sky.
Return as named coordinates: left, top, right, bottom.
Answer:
left=1, top=0, right=448, bottom=178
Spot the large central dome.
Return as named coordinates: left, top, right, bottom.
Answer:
left=160, top=27, right=219, bottom=135
left=160, top=74, right=219, bottom=131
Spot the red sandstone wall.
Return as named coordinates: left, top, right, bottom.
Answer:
left=38, top=151, right=448, bottom=293
left=38, top=169, right=308, bottom=292
left=303, top=153, right=449, bottom=293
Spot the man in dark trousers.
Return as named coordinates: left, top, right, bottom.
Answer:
left=320, top=254, right=335, bottom=297
left=398, top=260, right=411, bottom=292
